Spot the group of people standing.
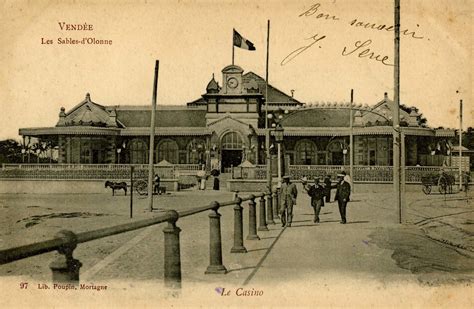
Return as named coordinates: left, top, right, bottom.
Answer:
left=278, top=172, right=352, bottom=227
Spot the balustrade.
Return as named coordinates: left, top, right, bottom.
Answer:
left=0, top=192, right=271, bottom=289
left=0, top=164, right=468, bottom=183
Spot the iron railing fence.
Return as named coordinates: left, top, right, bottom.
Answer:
left=0, top=164, right=468, bottom=183
left=0, top=164, right=201, bottom=180
left=0, top=191, right=277, bottom=289
left=232, top=165, right=463, bottom=183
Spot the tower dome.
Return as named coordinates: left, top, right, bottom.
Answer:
left=206, top=74, right=220, bottom=93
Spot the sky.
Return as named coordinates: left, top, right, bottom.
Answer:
left=0, top=0, right=472, bottom=140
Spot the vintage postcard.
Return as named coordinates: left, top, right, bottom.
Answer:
left=0, top=0, right=472, bottom=307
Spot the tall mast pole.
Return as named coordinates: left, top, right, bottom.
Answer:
left=350, top=89, right=354, bottom=192
left=265, top=20, right=272, bottom=194
left=232, top=29, right=235, bottom=66
left=148, top=60, right=159, bottom=212
left=459, top=99, right=463, bottom=191
left=393, top=0, right=402, bottom=223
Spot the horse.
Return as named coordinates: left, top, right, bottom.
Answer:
left=105, top=181, right=128, bottom=196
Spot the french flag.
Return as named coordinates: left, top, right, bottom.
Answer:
left=233, top=29, right=256, bottom=51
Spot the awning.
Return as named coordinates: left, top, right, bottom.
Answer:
left=19, top=126, right=120, bottom=136
left=256, top=126, right=444, bottom=137
left=120, top=127, right=211, bottom=136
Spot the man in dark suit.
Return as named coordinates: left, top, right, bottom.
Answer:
left=280, top=175, right=298, bottom=227
left=334, top=172, right=351, bottom=224
left=306, top=177, right=325, bottom=223
left=153, top=174, right=161, bottom=195
left=324, top=175, right=332, bottom=203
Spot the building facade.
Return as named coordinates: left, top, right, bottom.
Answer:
left=19, top=65, right=455, bottom=171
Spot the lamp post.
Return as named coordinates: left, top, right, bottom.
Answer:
left=268, top=109, right=287, bottom=188
left=117, top=148, right=122, bottom=164
left=274, top=124, right=284, bottom=188
left=342, top=148, right=348, bottom=166
left=266, top=114, right=274, bottom=193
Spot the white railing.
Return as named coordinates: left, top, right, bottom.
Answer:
left=173, top=164, right=201, bottom=171
left=0, top=163, right=468, bottom=183
left=353, top=166, right=393, bottom=182
left=0, top=164, right=201, bottom=180
left=289, top=165, right=347, bottom=179
left=231, top=165, right=267, bottom=179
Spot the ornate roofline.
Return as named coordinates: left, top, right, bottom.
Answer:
left=20, top=126, right=120, bottom=136
left=256, top=126, right=452, bottom=137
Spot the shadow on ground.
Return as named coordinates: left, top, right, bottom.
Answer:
left=369, top=225, right=474, bottom=285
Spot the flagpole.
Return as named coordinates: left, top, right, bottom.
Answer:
left=148, top=60, right=159, bottom=212
left=232, top=29, right=235, bottom=65
left=459, top=99, right=463, bottom=191
left=393, top=0, right=402, bottom=223
left=265, top=20, right=272, bottom=196
left=349, top=89, right=354, bottom=192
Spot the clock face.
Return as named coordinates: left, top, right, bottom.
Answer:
left=227, top=77, right=239, bottom=89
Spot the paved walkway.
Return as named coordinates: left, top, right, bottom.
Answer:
left=1, top=189, right=472, bottom=307
left=240, top=192, right=414, bottom=285
left=83, top=190, right=416, bottom=285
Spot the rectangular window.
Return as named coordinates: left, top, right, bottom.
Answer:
left=369, top=150, right=376, bottom=166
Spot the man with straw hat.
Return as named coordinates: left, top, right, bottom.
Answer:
left=306, top=176, right=325, bottom=223
left=280, top=175, right=298, bottom=227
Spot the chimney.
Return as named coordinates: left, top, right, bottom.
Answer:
left=384, top=92, right=388, bottom=100
left=408, top=109, right=419, bottom=127
left=354, top=110, right=363, bottom=126
left=107, top=109, right=117, bottom=127
left=57, top=107, right=66, bottom=126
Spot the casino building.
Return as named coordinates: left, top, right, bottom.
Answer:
left=19, top=64, right=455, bottom=171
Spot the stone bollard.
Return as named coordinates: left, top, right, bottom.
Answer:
left=273, top=189, right=279, bottom=220
left=266, top=191, right=275, bottom=225
left=49, top=230, right=82, bottom=283
left=247, top=195, right=260, bottom=240
left=230, top=197, right=247, bottom=253
left=205, top=201, right=227, bottom=274
left=163, top=210, right=182, bottom=288
left=258, top=195, right=269, bottom=231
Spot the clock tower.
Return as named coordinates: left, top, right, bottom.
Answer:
left=203, top=64, right=263, bottom=128
left=222, top=65, right=243, bottom=94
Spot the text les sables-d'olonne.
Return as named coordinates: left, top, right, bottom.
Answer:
left=41, top=22, right=112, bottom=45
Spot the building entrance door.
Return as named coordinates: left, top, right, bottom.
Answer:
left=221, top=150, right=242, bottom=172
left=332, top=152, right=344, bottom=165
left=220, top=131, right=244, bottom=172
left=92, top=149, right=100, bottom=163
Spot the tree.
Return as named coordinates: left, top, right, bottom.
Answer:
left=462, top=127, right=474, bottom=150
left=0, top=139, right=23, bottom=163
left=404, top=105, right=428, bottom=127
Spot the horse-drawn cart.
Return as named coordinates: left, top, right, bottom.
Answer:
left=105, top=179, right=153, bottom=196
left=133, top=179, right=148, bottom=196
left=133, top=179, right=166, bottom=196
left=421, top=172, right=455, bottom=195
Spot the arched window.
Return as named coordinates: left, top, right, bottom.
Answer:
left=221, top=132, right=243, bottom=150
left=157, top=139, right=179, bottom=163
left=295, top=140, right=317, bottom=165
left=327, top=139, right=347, bottom=165
left=129, top=139, right=148, bottom=164
left=187, top=139, right=206, bottom=164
